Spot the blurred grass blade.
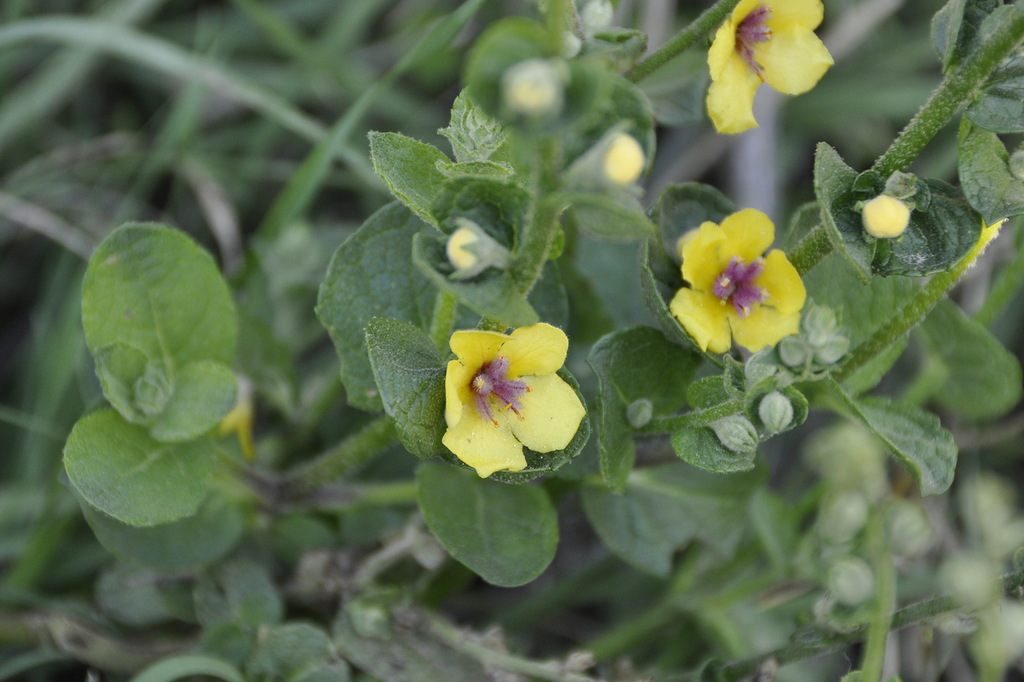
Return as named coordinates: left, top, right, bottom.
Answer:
left=257, top=0, right=487, bottom=237
left=0, top=0, right=166, bottom=150
left=0, top=17, right=369, bottom=180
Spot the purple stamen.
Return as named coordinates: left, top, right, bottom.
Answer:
left=713, top=257, right=767, bottom=317
left=470, top=355, right=531, bottom=424
left=735, top=4, right=772, bottom=79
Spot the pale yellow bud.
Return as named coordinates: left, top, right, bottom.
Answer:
left=502, top=59, right=564, bottom=117
left=446, top=226, right=480, bottom=271
left=862, top=194, right=910, bottom=239
left=602, top=134, right=645, bottom=186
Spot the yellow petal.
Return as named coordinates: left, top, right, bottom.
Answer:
left=708, top=17, right=738, bottom=81
left=766, top=0, right=824, bottom=31
left=729, top=305, right=801, bottom=352
left=706, top=54, right=761, bottom=134
left=449, top=329, right=509, bottom=372
left=758, top=250, right=807, bottom=314
left=507, top=374, right=585, bottom=453
left=756, top=27, right=833, bottom=96
left=720, top=209, right=775, bottom=263
left=503, top=323, right=568, bottom=378
left=442, top=410, right=527, bottom=478
left=445, top=359, right=475, bottom=428
left=681, top=221, right=728, bottom=291
left=670, top=288, right=732, bottom=353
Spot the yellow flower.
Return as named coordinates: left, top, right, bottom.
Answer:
left=707, top=0, right=833, bottom=134
left=218, top=385, right=255, bottom=460
left=669, top=208, right=806, bottom=353
left=443, top=323, right=586, bottom=478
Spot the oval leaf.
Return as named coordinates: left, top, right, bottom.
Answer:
left=416, top=463, right=558, bottom=587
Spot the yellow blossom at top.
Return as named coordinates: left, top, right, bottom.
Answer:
left=670, top=208, right=806, bottom=353
left=707, top=0, right=833, bottom=134
left=861, top=194, right=910, bottom=239
left=443, top=323, right=585, bottom=478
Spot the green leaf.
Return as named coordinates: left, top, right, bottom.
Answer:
left=431, top=175, right=528, bottom=245
left=365, top=317, right=447, bottom=459
left=579, top=28, right=648, bottom=71
left=82, top=222, right=237, bottom=374
left=580, top=463, right=763, bottom=575
left=131, top=655, right=246, bottom=682
left=562, top=191, right=654, bottom=240
left=814, top=143, right=872, bottom=280
left=587, top=326, right=699, bottom=491
left=65, top=409, right=215, bottom=526
left=672, top=425, right=757, bottom=474
left=247, top=623, right=346, bottom=682
left=194, top=561, right=284, bottom=628
left=437, top=89, right=510, bottom=164
left=316, top=203, right=437, bottom=411
left=412, top=232, right=538, bottom=327
left=637, top=50, right=710, bottom=127
left=965, top=34, right=1024, bottom=132
left=416, top=463, right=558, bottom=587
left=96, top=564, right=182, bottom=627
left=82, top=495, right=245, bottom=573
left=368, top=131, right=450, bottom=226
left=830, top=380, right=957, bottom=495
left=149, top=361, right=237, bottom=442
left=918, top=299, right=1022, bottom=419
left=958, top=118, right=1024, bottom=223
left=932, top=0, right=968, bottom=70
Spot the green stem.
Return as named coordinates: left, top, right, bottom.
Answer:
left=859, top=512, right=896, bottom=682
left=836, top=221, right=1004, bottom=380
left=974, top=219, right=1024, bottom=328
left=788, top=224, right=832, bottom=276
left=638, top=400, right=743, bottom=434
left=871, top=8, right=1024, bottom=177
left=511, top=140, right=561, bottom=295
left=429, top=290, right=458, bottom=351
left=625, top=0, right=742, bottom=83
left=282, top=416, right=397, bottom=495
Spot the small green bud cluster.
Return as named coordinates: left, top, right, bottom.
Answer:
left=134, top=363, right=172, bottom=417
left=445, top=218, right=512, bottom=280
left=757, top=390, right=794, bottom=435
left=777, top=302, right=849, bottom=377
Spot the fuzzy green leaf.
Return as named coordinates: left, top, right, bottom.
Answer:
left=316, top=203, right=437, bottom=411
left=919, top=299, right=1022, bottom=419
left=814, top=143, right=872, bottom=280
left=581, top=464, right=763, bottom=575
left=416, top=463, right=558, bottom=587
left=148, top=361, right=237, bottom=442
left=81, top=495, right=245, bottom=573
left=65, top=409, right=216, bottom=526
left=365, top=317, right=447, bottom=459
left=368, top=131, right=450, bottom=226
left=831, top=381, right=957, bottom=495
left=958, top=118, right=1024, bottom=223
left=587, top=326, right=698, bottom=491
left=672, top=424, right=757, bottom=474
left=966, top=41, right=1024, bottom=132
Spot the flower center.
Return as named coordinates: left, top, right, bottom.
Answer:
left=735, top=4, right=772, bottom=79
left=470, top=355, right=531, bottom=425
left=713, top=257, right=767, bottom=317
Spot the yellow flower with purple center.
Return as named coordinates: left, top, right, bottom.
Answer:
left=443, top=323, right=586, bottom=478
left=669, top=208, right=805, bottom=353
left=707, top=0, right=833, bottom=134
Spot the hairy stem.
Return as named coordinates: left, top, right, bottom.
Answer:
left=638, top=399, right=743, bottom=434
left=282, top=416, right=397, bottom=496
left=625, top=0, right=742, bottom=84
left=789, top=223, right=832, bottom=276
left=872, top=8, right=1024, bottom=177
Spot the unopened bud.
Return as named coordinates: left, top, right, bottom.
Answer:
left=562, top=32, right=582, bottom=58
left=862, top=194, right=910, bottom=239
left=1010, top=149, right=1024, bottom=182
left=777, top=336, right=811, bottom=369
left=819, top=491, right=869, bottom=543
left=802, top=304, right=839, bottom=346
left=581, top=0, right=614, bottom=35
left=886, top=500, right=933, bottom=558
left=134, top=365, right=171, bottom=416
left=626, top=398, right=653, bottom=428
left=710, top=415, right=758, bottom=453
left=942, top=554, right=999, bottom=609
left=828, top=557, right=875, bottom=606
left=445, top=219, right=510, bottom=279
left=813, top=337, right=849, bottom=365
left=602, top=133, right=645, bottom=186
left=758, top=391, right=793, bottom=435
left=502, top=58, right=566, bottom=118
